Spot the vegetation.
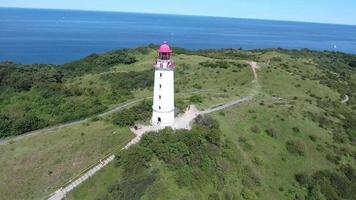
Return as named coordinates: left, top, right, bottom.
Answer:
left=94, top=116, right=245, bottom=200
left=295, top=166, right=356, bottom=200
left=112, top=101, right=152, bottom=127
left=1, top=46, right=355, bottom=200
left=0, top=121, right=134, bottom=200
left=0, top=49, right=151, bottom=138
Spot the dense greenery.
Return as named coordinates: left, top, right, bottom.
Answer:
left=200, top=60, right=249, bottom=69
left=1, top=46, right=355, bottom=200
left=101, top=116, right=247, bottom=200
left=112, top=101, right=152, bottom=127
left=0, top=49, right=152, bottom=138
left=295, top=165, right=356, bottom=200
left=62, top=49, right=137, bottom=76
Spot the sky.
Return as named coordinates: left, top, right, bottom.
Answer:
left=1, top=0, right=356, bottom=25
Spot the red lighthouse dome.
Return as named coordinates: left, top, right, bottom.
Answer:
left=158, top=41, right=172, bottom=53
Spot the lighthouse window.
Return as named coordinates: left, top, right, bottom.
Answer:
left=160, top=73, right=162, bottom=78
left=159, top=95, right=161, bottom=100
left=159, top=106, right=161, bottom=110
left=159, top=84, right=162, bottom=89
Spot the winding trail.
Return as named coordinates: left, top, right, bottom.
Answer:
left=47, top=61, right=260, bottom=200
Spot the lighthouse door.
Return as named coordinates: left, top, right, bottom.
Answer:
left=158, top=117, right=161, bottom=124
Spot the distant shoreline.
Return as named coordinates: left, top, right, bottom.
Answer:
left=1, top=47, right=354, bottom=66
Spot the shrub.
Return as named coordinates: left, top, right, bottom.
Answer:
left=349, top=60, right=356, bottom=68
left=115, top=145, right=153, bottom=173
left=250, top=125, right=260, bottom=134
left=295, top=168, right=356, bottom=200
left=309, top=135, right=317, bottom=142
left=326, top=154, right=341, bottom=165
left=112, top=101, right=152, bottom=127
left=208, top=193, right=220, bottom=200
left=189, top=95, right=203, bottom=103
left=241, top=166, right=261, bottom=187
left=292, top=127, right=300, bottom=133
left=241, top=187, right=258, bottom=200
left=107, top=169, right=157, bottom=200
left=265, top=128, right=278, bottom=138
left=295, top=173, right=309, bottom=186
left=286, top=140, right=305, bottom=156
left=200, top=60, right=229, bottom=69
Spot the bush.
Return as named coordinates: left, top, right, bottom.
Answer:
left=295, top=173, right=309, bottom=186
left=116, top=145, right=153, bottom=173
left=265, top=128, right=278, bottom=138
left=292, top=127, right=300, bottom=133
left=12, top=114, right=46, bottom=136
left=112, top=116, right=228, bottom=194
left=107, top=169, right=157, bottom=200
left=200, top=60, right=229, bottom=69
left=349, top=60, right=356, bottom=68
left=112, top=101, right=152, bottom=127
left=296, top=168, right=356, bottom=200
left=208, top=193, right=220, bottom=200
left=250, top=125, right=260, bottom=134
left=189, top=95, right=203, bottom=103
left=286, top=140, right=305, bottom=156
left=241, top=187, right=258, bottom=200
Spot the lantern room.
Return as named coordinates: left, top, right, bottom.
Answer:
left=158, top=41, right=172, bottom=60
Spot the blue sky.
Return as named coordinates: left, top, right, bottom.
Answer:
left=1, top=0, right=355, bottom=25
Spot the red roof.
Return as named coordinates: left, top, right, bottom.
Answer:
left=158, top=41, right=172, bottom=53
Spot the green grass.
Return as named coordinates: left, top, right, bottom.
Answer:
left=68, top=163, right=123, bottom=200
left=1, top=47, right=355, bottom=200
left=0, top=120, right=134, bottom=200
left=68, top=49, right=355, bottom=200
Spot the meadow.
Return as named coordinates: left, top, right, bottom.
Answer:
left=0, top=46, right=253, bottom=199
left=69, top=48, right=356, bottom=200
left=0, top=46, right=355, bottom=199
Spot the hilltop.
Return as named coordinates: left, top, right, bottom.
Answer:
left=0, top=46, right=355, bottom=200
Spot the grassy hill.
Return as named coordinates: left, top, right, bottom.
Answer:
left=0, top=46, right=355, bottom=200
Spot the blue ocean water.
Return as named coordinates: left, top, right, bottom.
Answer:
left=0, top=8, right=355, bottom=64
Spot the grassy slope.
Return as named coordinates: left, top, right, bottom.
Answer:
left=0, top=49, right=253, bottom=200
left=69, top=50, right=355, bottom=200
left=0, top=121, right=134, bottom=200
left=1, top=47, right=354, bottom=200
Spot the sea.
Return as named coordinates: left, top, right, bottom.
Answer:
left=0, top=7, right=356, bottom=64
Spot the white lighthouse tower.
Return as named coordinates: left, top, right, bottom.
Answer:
left=151, top=41, right=176, bottom=126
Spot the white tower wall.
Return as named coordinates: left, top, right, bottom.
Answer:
left=151, top=61, right=175, bottom=126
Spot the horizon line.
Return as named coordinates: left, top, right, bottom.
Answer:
left=1, top=6, right=356, bottom=27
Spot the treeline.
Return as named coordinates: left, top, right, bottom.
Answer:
left=62, top=49, right=137, bottom=76
left=0, top=48, right=152, bottom=138
left=200, top=60, right=249, bottom=69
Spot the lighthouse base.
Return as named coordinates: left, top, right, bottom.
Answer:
left=151, top=110, right=175, bottom=127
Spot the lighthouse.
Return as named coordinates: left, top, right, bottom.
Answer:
left=151, top=42, right=176, bottom=126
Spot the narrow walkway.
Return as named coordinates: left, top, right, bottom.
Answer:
left=47, top=61, right=260, bottom=200
left=48, top=155, right=115, bottom=200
